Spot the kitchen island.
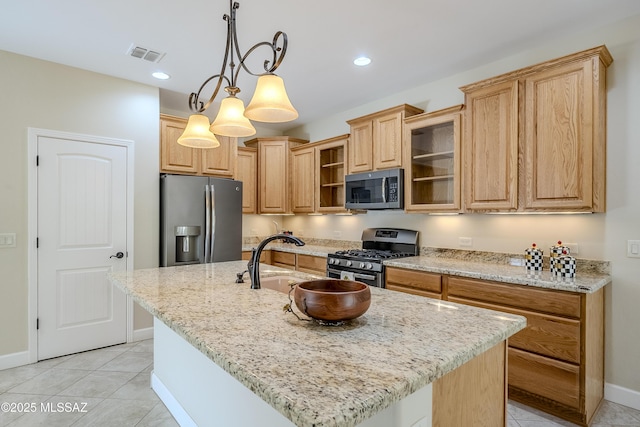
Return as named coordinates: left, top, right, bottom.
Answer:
left=109, top=261, right=526, bottom=427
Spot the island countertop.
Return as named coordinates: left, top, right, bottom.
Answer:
left=109, top=261, right=525, bottom=427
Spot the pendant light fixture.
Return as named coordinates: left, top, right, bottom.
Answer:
left=178, top=0, right=298, bottom=148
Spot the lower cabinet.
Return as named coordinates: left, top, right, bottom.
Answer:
left=385, top=267, right=442, bottom=299
left=242, top=250, right=326, bottom=276
left=385, top=267, right=604, bottom=427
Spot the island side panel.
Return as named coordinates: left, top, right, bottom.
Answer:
left=432, top=341, right=507, bottom=426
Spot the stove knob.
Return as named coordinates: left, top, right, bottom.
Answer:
left=359, top=262, right=365, bottom=269
left=365, top=263, right=373, bottom=270
left=329, top=259, right=336, bottom=265
left=346, top=261, right=352, bottom=267
left=328, top=259, right=333, bottom=265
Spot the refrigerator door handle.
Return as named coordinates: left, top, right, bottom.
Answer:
left=205, top=184, right=212, bottom=263
left=210, top=183, right=216, bottom=262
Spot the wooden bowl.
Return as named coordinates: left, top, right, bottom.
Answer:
left=294, top=279, right=371, bottom=323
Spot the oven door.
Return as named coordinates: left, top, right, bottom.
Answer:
left=326, top=266, right=382, bottom=288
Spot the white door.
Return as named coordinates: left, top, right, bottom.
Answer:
left=37, top=136, right=128, bottom=360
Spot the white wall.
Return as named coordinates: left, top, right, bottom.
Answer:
left=0, top=51, right=159, bottom=355
left=282, top=15, right=640, bottom=395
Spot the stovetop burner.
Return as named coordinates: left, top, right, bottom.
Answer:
left=334, top=249, right=415, bottom=260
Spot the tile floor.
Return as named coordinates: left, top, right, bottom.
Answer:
left=1, top=340, right=639, bottom=426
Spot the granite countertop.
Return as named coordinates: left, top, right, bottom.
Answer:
left=243, top=241, right=611, bottom=294
left=109, top=261, right=525, bottom=427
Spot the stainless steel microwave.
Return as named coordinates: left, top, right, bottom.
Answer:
left=345, top=168, right=404, bottom=210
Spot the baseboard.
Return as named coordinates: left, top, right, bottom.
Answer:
left=0, top=350, right=30, bottom=371
left=151, top=372, right=197, bottom=427
left=605, top=383, right=640, bottom=411
left=131, top=327, right=154, bottom=342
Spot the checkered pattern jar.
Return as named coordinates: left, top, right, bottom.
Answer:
left=525, top=243, right=544, bottom=271
left=550, top=240, right=571, bottom=274
left=556, top=252, right=577, bottom=278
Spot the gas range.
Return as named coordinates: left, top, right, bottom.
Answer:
left=326, top=228, right=419, bottom=287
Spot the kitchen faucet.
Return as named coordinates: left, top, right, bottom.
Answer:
left=247, top=233, right=305, bottom=289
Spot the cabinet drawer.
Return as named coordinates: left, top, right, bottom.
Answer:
left=448, top=276, right=581, bottom=318
left=386, top=284, right=442, bottom=299
left=241, top=250, right=271, bottom=264
left=296, top=254, right=326, bottom=274
left=449, top=296, right=580, bottom=363
left=386, top=268, right=442, bottom=294
left=509, top=347, right=580, bottom=409
left=272, top=251, right=296, bottom=266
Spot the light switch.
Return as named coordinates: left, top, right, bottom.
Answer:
left=0, top=233, right=17, bottom=248
left=628, top=240, right=640, bottom=258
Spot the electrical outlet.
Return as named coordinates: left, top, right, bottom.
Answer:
left=628, top=240, right=640, bottom=258
left=564, top=242, right=579, bottom=255
left=333, top=230, right=342, bottom=239
left=0, top=233, right=16, bottom=248
left=250, top=228, right=257, bottom=236
left=459, top=237, right=473, bottom=247
left=510, top=258, right=525, bottom=266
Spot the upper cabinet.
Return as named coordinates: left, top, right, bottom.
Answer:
left=236, top=147, right=257, bottom=214
left=403, top=105, right=463, bottom=212
left=347, top=104, right=423, bottom=173
left=290, top=135, right=349, bottom=214
left=160, top=114, right=237, bottom=178
left=244, top=137, right=308, bottom=214
left=460, top=45, right=612, bottom=212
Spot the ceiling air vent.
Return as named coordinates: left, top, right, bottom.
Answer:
left=126, top=44, right=166, bottom=63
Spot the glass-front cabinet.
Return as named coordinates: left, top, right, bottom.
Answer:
left=402, top=105, right=463, bottom=212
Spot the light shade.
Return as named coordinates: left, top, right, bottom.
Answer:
left=244, top=74, right=298, bottom=123
left=210, top=96, right=256, bottom=137
left=178, top=114, right=220, bottom=149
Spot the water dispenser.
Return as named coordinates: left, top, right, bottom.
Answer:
left=175, top=226, right=200, bottom=263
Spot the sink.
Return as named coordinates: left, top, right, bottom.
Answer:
left=260, top=275, right=301, bottom=293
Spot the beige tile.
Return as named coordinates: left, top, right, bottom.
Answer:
left=53, top=348, right=122, bottom=371
left=71, top=397, right=157, bottom=426
left=109, top=372, right=159, bottom=401
left=58, top=371, right=137, bottom=398
left=0, top=366, right=49, bottom=393
left=32, top=354, right=76, bottom=369
left=5, top=396, right=102, bottom=427
left=135, top=401, right=179, bottom=427
left=96, top=351, right=153, bottom=373
left=129, top=339, right=154, bottom=353
left=0, top=392, right=51, bottom=426
left=7, top=368, right=89, bottom=396
left=591, top=400, right=640, bottom=425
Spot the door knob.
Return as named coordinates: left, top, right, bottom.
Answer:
left=110, top=252, right=124, bottom=259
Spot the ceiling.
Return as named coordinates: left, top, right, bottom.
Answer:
left=3, top=0, right=640, bottom=131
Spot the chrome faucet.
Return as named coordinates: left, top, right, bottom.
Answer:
left=248, top=233, right=305, bottom=289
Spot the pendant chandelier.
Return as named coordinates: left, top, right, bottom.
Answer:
left=178, top=0, right=298, bottom=148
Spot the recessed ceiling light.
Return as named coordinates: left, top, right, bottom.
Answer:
left=353, top=56, right=371, bottom=66
left=152, top=71, right=171, bottom=80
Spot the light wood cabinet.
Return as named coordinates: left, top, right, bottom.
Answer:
left=446, top=276, right=604, bottom=426
left=236, top=147, right=257, bottom=214
left=241, top=249, right=271, bottom=265
left=160, top=114, right=237, bottom=178
left=290, top=135, right=348, bottom=214
left=460, top=45, right=612, bottom=212
left=347, top=104, right=423, bottom=173
left=296, top=254, right=327, bottom=275
left=385, top=267, right=443, bottom=299
left=290, top=146, right=316, bottom=213
left=244, top=137, right=308, bottom=214
left=384, top=269, right=605, bottom=426
left=403, top=105, right=463, bottom=212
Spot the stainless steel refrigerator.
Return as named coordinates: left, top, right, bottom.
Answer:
left=160, top=174, right=242, bottom=267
